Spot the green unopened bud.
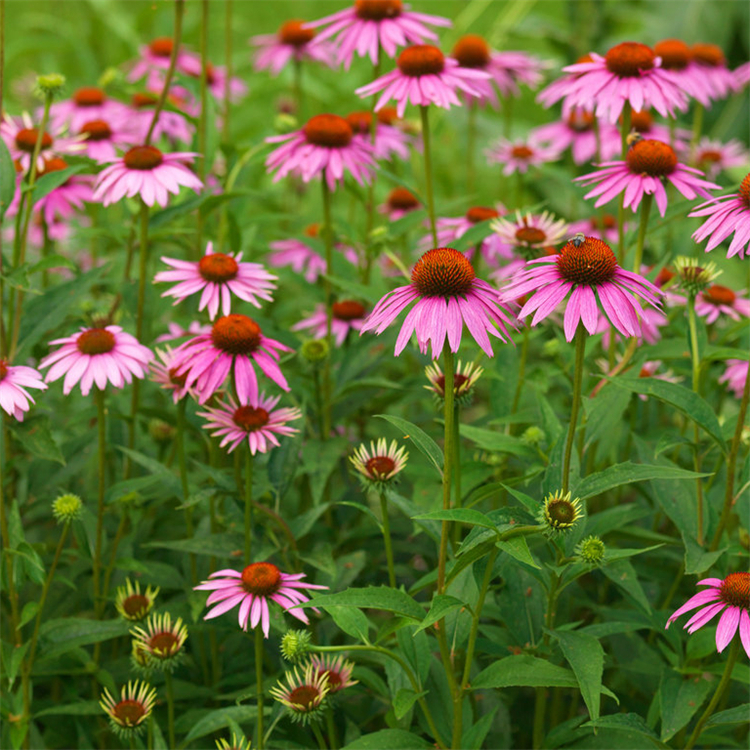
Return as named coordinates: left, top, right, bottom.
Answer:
left=301, top=338, right=329, bottom=364
left=576, top=535, right=606, bottom=565
left=280, top=629, right=312, bottom=662
left=274, top=113, right=299, bottom=135
left=539, top=490, right=583, bottom=534
left=521, top=426, right=545, bottom=446
left=674, top=256, right=720, bottom=296
left=35, top=73, right=66, bottom=98
left=98, top=67, right=120, bottom=88
left=52, top=493, right=83, bottom=524
left=148, top=419, right=175, bottom=443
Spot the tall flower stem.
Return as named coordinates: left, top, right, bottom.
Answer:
left=379, top=492, right=396, bottom=587
left=685, top=638, right=740, bottom=749
left=195, top=0, right=209, bottom=258
left=562, top=326, right=586, bottom=494
left=632, top=193, right=652, bottom=272
left=164, top=670, right=176, bottom=750
left=616, top=102, right=631, bottom=266
left=145, top=0, right=185, bottom=145
left=451, top=404, right=461, bottom=549
left=176, top=399, right=197, bottom=583
left=420, top=106, right=438, bottom=246
left=509, top=326, right=529, bottom=434
left=292, top=56, right=303, bottom=118
left=437, top=344, right=455, bottom=594
left=222, top=0, right=233, bottom=139
left=687, top=294, right=704, bottom=544
left=466, top=100, right=477, bottom=193
left=312, top=723, right=328, bottom=750
left=689, top=103, right=704, bottom=165
left=325, top=710, right=339, bottom=750
left=711, top=365, right=750, bottom=549
left=320, top=176, right=333, bottom=440
left=255, top=627, right=265, bottom=750
left=244, top=448, right=254, bottom=566
left=93, top=388, right=107, bottom=613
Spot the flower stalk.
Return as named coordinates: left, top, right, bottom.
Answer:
left=244, top=448, right=254, bottom=566
left=633, top=193, right=652, bottom=272
left=255, top=627, right=265, bottom=750
left=562, top=326, right=586, bottom=494
left=320, top=176, right=333, bottom=440
left=93, top=388, right=107, bottom=613
left=379, top=492, right=396, bottom=587
left=686, top=293, right=705, bottom=544
left=420, top=105, right=438, bottom=246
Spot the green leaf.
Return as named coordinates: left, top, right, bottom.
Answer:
left=37, top=618, right=130, bottom=661
left=4, top=641, right=29, bottom=685
left=26, top=165, right=86, bottom=202
left=611, top=378, right=727, bottom=453
left=34, top=701, right=101, bottom=718
left=461, top=707, right=498, bottom=750
left=341, top=729, right=433, bottom=750
left=659, top=669, right=713, bottom=741
left=601, top=559, right=651, bottom=613
left=376, top=414, right=443, bottom=477
left=18, top=601, right=39, bottom=629
left=142, top=533, right=243, bottom=558
left=10, top=416, right=65, bottom=465
left=458, top=424, right=534, bottom=457
left=573, top=462, right=709, bottom=500
left=683, top=536, right=726, bottom=575
left=393, top=688, right=427, bottom=720
left=302, top=587, right=425, bottom=621
left=413, top=509, right=495, bottom=530
left=553, top=630, right=605, bottom=721
left=472, top=655, right=579, bottom=690
left=0, top=137, right=15, bottom=218
left=182, top=706, right=261, bottom=744
left=301, top=437, right=349, bottom=505
left=415, top=594, right=465, bottom=634
left=705, top=703, right=750, bottom=727
left=326, top=606, right=371, bottom=643
left=496, top=536, right=540, bottom=569
left=583, top=713, right=666, bottom=747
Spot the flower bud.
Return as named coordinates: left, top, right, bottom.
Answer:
left=539, top=490, right=583, bottom=533
left=576, top=535, right=606, bottom=565
left=301, top=338, right=329, bottom=364
left=274, top=113, right=299, bottom=134
left=281, top=629, right=312, bottom=662
left=674, top=256, right=720, bottom=296
left=52, top=493, right=83, bottom=524
left=35, top=73, right=66, bottom=98
left=521, top=426, right=545, bottom=446
left=148, top=418, right=175, bottom=443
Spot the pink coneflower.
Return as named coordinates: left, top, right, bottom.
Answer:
left=694, top=285, right=750, bottom=324
left=178, top=57, right=247, bottom=102
left=149, top=347, right=194, bottom=403
left=172, top=314, right=291, bottom=405
left=293, top=300, right=367, bottom=346
left=127, top=37, right=197, bottom=83
left=310, top=654, right=358, bottom=694
left=155, top=242, right=277, bottom=320
left=33, top=157, right=94, bottom=225
left=265, top=114, right=375, bottom=191
left=666, top=572, right=749, bottom=658
left=635, top=361, right=681, bottom=397
left=380, top=187, right=421, bottom=221
left=194, top=562, right=327, bottom=637
left=688, top=138, right=749, bottom=181
left=251, top=19, right=333, bottom=75
left=567, top=214, right=622, bottom=245
left=350, top=438, right=408, bottom=485
left=734, top=61, right=750, bottom=89
left=490, top=210, right=569, bottom=259
left=76, top=117, right=139, bottom=163
left=92, top=145, right=202, bottom=207
left=304, top=0, right=451, bottom=70
left=500, top=235, right=662, bottom=341
left=690, top=174, right=750, bottom=259
left=452, top=35, right=546, bottom=106
left=596, top=306, right=668, bottom=347
left=40, top=326, right=153, bottom=396
left=355, top=44, right=490, bottom=118
left=546, top=42, right=688, bottom=123
left=1, top=113, right=84, bottom=172
left=575, top=139, right=720, bottom=216
left=653, top=40, right=712, bottom=107
left=719, top=359, right=749, bottom=399
left=531, top=109, right=620, bottom=165
left=49, top=87, right=129, bottom=132
left=129, top=92, right=195, bottom=145
left=691, top=43, right=738, bottom=102
left=486, top=135, right=561, bottom=176
left=627, top=109, right=689, bottom=149
left=155, top=321, right=212, bottom=344
left=0, top=360, right=47, bottom=421
left=198, top=392, right=302, bottom=454
left=360, top=247, right=517, bottom=358
left=100, top=681, right=157, bottom=738
left=270, top=663, right=331, bottom=724
left=537, top=53, right=595, bottom=115
left=347, top=108, right=411, bottom=162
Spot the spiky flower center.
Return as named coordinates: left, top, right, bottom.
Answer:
left=113, top=700, right=146, bottom=726
left=692, top=43, right=724, bottom=67
left=567, top=110, right=596, bottom=132
left=241, top=562, right=282, bottom=596
left=411, top=248, right=475, bottom=298
left=346, top=111, right=373, bottom=135
left=397, top=45, right=445, bottom=77
left=122, top=594, right=150, bottom=618
left=366, top=456, right=396, bottom=478
left=168, top=367, right=188, bottom=388
left=377, top=106, right=399, bottom=125
left=39, top=157, right=68, bottom=175
left=279, top=19, right=315, bottom=46
left=557, top=236, right=617, bottom=286
left=654, top=40, right=692, bottom=70
left=288, top=685, right=322, bottom=711
left=211, top=314, right=261, bottom=355
left=149, top=631, right=180, bottom=657
left=698, top=149, right=722, bottom=164
left=233, top=406, right=270, bottom=432
left=15, top=128, right=53, bottom=153
left=333, top=300, right=366, bottom=321
left=702, top=284, right=736, bottom=306
left=355, top=0, right=403, bottom=21
left=738, top=174, right=750, bottom=207
left=515, top=226, right=546, bottom=245
left=718, top=572, right=750, bottom=608
left=74, top=87, right=106, bottom=106
left=80, top=119, right=112, bottom=141
left=435, top=373, right=469, bottom=396
left=199, top=253, right=239, bottom=283
left=319, top=669, right=343, bottom=690
left=466, top=206, right=500, bottom=223
left=626, top=139, right=677, bottom=177
left=388, top=188, right=419, bottom=211
left=304, top=223, right=320, bottom=238
left=605, top=42, right=655, bottom=76
left=0, top=360, right=7, bottom=381
left=453, top=35, right=490, bottom=68
left=77, top=328, right=116, bottom=355
left=629, top=110, right=653, bottom=133
left=123, top=145, right=164, bottom=170
left=150, top=37, right=174, bottom=57
left=132, top=93, right=158, bottom=109
left=510, top=145, right=534, bottom=160
left=303, top=114, right=353, bottom=148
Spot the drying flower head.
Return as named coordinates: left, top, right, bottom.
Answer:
left=51, top=493, right=83, bottom=524
left=130, top=612, right=188, bottom=672
left=666, top=572, right=749, bottom=658
left=350, top=438, right=408, bottom=487
left=100, top=681, right=157, bottom=738
left=576, top=535, right=606, bottom=565
left=281, top=629, right=313, bottom=662
left=269, top=662, right=330, bottom=724
left=0, top=360, right=47, bottom=421
left=424, top=359, right=483, bottom=405
left=115, top=579, right=159, bottom=622
left=673, top=256, right=721, bottom=296
left=310, top=654, right=358, bottom=694
left=540, top=490, right=583, bottom=533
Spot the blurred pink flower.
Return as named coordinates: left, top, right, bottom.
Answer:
left=251, top=20, right=334, bottom=75
left=0, top=360, right=47, bottom=421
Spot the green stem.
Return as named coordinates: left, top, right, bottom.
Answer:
left=616, top=102, right=631, bottom=266
left=0, top=422, right=20, bottom=644
left=710, top=364, right=750, bottom=549
left=145, top=0, right=185, bottom=145
left=687, top=295, right=704, bottom=544
left=99, top=511, right=127, bottom=617
left=325, top=709, right=338, bottom=750
left=466, top=100, right=477, bottom=193
left=93, top=389, right=107, bottom=613
left=562, top=327, right=586, bottom=494
left=312, top=722, right=327, bottom=750
left=689, top=103, right=704, bottom=165
left=164, top=670, right=175, bottom=750
left=176, top=398, right=196, bottom=584
left=244, top=449, right=253, bottom=566
left=292, top=55, right=303, bottom=119
left=633, top=193, right=652, bottom=272
left=321, top=176, right=333, bottom=440
left=379, top=492, right=396, bottom=587
left=255, top=627, right=264, bottom=750
left=222, top=0, right=233, bottom=140
left=437, top=344, right=455, bottom=594
left=685, top=638, right=740, bottom=749
left=420, top=106, right=438, bottom=246
left=509, top=326, right=529, bottom=434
